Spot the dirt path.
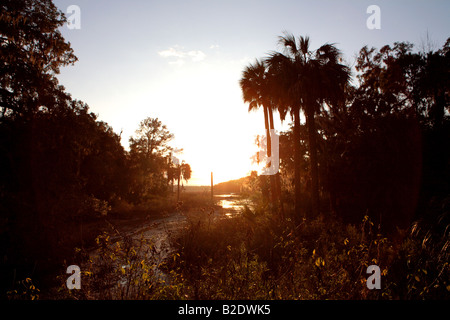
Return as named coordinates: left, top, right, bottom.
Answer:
left=102, top=212, right=189, bottom=264
left=120, top=213, right=187, bottom=255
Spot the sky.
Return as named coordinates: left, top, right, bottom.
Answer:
left=52, top=0, right=450, bottom=185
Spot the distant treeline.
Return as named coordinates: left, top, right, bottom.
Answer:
left=213, top=176, right=249, bottom=194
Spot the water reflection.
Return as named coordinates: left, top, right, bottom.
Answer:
left=214, top=194, right=252, bottom=218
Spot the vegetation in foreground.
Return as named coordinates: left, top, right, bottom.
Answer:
left=168, top=205, right=448, bottom=300
left=31, top=191, right=447, bottom=300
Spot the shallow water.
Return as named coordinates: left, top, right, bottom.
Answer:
left=214, top=194, right=252, bottom=217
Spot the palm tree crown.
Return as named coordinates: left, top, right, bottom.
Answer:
left=267, top=34, right=350, bottom=118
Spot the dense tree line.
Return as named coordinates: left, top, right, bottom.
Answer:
left=0, top=0, right=188, bottom=291
left=241, top=34, right=449, bottom=236
left=238, top=35, right=449, bottom=300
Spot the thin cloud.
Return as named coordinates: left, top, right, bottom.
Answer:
left=158, top=47, right=185, bottom=59
left=158, top=46, right=206, bottom=64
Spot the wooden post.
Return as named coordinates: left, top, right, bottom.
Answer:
left=211, top=172, right=214, bottom=200
left=177, top=166, right=181, bottom=202
left=177, top=176, right=180, bottom=202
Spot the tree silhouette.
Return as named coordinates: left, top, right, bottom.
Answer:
left=266, top=33, right=350, bottom=218
left=240, top=59, right=274, bottom=156
left=129, top=117, right=174, bottom=157
left=239, top=59, right=282, bottom=208
left=176, top=161, right=192, bottom=201
left=0, top=0, right=77, bottom=120
left=127, top=117, right=175, bottom=201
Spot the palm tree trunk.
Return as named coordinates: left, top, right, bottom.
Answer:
left=268, top=107, right=284, bottom=218
left=293, top=108, right=302, bottom=218
left=261, top=106, right=274, bottom=205
left=268, top=105, right=274, bottom=131
left=265, top=106, right=277, bottom=206
left=305, top=104, right=319, bottom=218
left=263, top=106, right=271, bottom=157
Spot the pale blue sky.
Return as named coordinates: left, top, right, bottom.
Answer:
left=53, top=0, right=450, bottom=185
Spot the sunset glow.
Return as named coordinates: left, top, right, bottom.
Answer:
left=53, top=0, right=449, bottom=185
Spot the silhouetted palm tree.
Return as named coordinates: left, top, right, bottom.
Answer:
left=239, top=59, right=282, bottom=210
left=266, top=33, right=350, bottom=218
left=177, top=161, right=191, bottom=201
left=240, top=59, right=274, bottom=156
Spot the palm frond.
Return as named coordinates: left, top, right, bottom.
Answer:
left=299, top=35, right=310, bottom=56
left=316, top=43, right=341, bottom=64
left=278, top=32, right=299, bottom=58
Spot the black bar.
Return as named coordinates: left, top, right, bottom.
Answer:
left=1, top=300, right=447, bottom=318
